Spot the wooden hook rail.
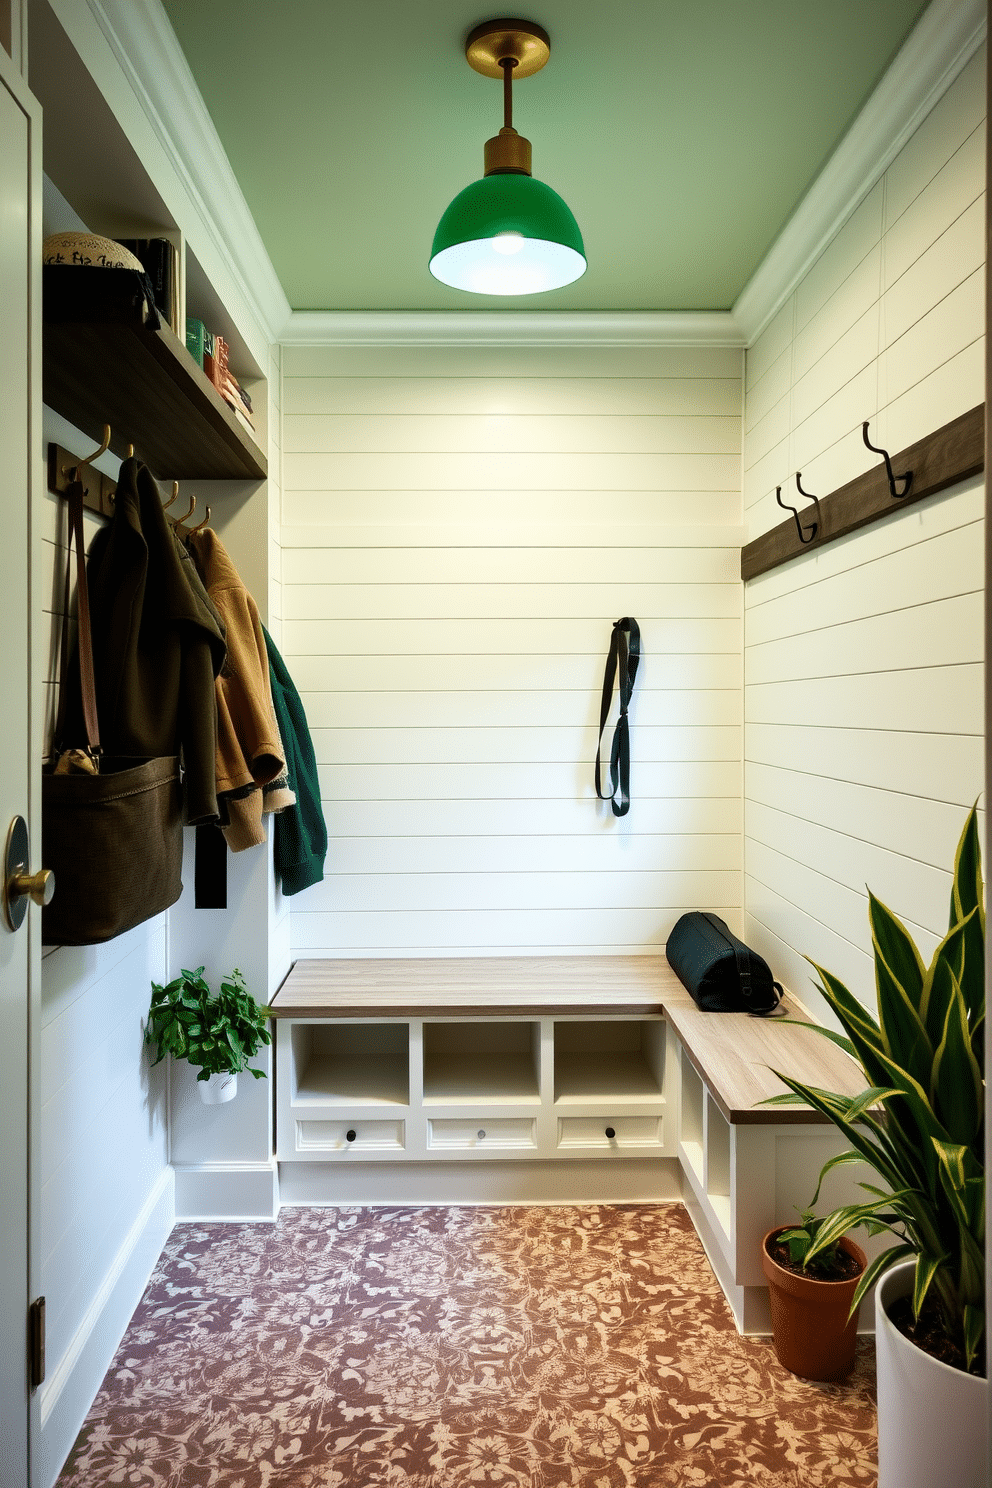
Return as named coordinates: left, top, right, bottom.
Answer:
left=741, top=403, right=984, bottom=581
left=47, top=441, right=117, bottom=518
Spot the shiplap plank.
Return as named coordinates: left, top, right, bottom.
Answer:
left=303, top=869, right=741, bottom=915
left=746, top=761, right=981, bottom=872
left=326, top=796, right=743, bottom=839
left=745, top=722, right=982, bottom=806
left=795, top=185, right=884, bottom=335
left=289, top=907, right=735, bottom=954
left=746, top=800, right=950, bottom=941
left=791, top=307, right=878, bottom=430
left=281, top=545, right=741, bottom=586
left=318, top=759, right=743, bottom=801
left=281, top=493, right=743, bottom=532
left=881, top=340, right=985, bottom=454
left=884, top=48, right=985, bottom=228
left=327, top=833, right=741, bottom=876
left=283, top=450, right=741, bottom=493
left=281, top=518, right=744, bottom=549
left=745, top=299, right=795, bottom=391
left=883, top=124, right=984, bottom=285
left=743, top=346, right=791, bottom=436
left=744, top=664, right=982, bottom=735
left=745, top=836, right=894, bottom=961
left=882, top=268, right=982, bottom=404
left=283, top=413, right=742, bottom=456
left=882, top=196, right=984, bottom=347
left=286, top=651, right=742, bottom=693
left=311, top=724, right=742, bottom=767
left=793, top=245, right=882, bottom=385
left=283, top=376, right=742, bottom=418
left=303, top=688, right=741, bottom=731
left=744, top=591, right=982, bottom=683
left=283, top=582, right=741, bottom=623
left=285, top=616, right=741, bottom=655
left=282, top=346, right=744, bottom=379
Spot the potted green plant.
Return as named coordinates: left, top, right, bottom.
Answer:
left=764, top=805, right=986, bottom=1488
left=145, top=965, right=272, bottom=1104
left=761, top=1205, right=867, bottom=1381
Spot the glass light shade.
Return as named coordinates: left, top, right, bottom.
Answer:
left=430, top=172, right=586, bottom=295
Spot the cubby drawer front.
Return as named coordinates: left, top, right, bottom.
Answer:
left=428, top=1118, right=537, bottom=1151
left=557, top=1116, right=664, bottom=1151
left=295, top=1120, right=405, bottom=1153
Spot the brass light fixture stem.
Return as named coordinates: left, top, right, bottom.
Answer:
left=501, top=55, right=516, bottom=129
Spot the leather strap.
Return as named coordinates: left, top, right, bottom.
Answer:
left=54, top=477, right=101, bottom=755
left=703, top=912, right=783, bottom=1016
left=595, top=617, right=640, bottom=817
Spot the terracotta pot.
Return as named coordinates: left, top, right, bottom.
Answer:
left=761, top=1226, right=867, bottom=1381
left=875, top=1259, right=988, bottom=1488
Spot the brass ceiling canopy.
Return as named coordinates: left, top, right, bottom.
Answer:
left=464, top=18, right=551, bottom=176
left=465, top=18, right=551, bottom=79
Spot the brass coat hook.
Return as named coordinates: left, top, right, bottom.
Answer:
left=863, top=421, right=913, bottom=498
left=163, top=480, right=180, bottom=511
left=64, top=424, right=111, bottom=485
left=189, top=505, right=211, bottom=532
left=174, top=493, right=196, bottom=527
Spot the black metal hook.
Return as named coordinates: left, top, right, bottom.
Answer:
left=863, top=421, right=913, bottom=499
left=776, top=475, right=820, bottom=545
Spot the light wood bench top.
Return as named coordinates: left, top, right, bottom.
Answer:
left=272, top=956, right=866, bottom=1126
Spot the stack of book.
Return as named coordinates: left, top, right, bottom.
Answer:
left=185, top=317, right=256, bottom=438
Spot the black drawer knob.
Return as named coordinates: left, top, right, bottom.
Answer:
left=605, top=1126, right=616, bottom=1139
left=345, top=1129, right=357, bottom=1143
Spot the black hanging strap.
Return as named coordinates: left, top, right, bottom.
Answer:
left=595, top=617, right=640, bottom=817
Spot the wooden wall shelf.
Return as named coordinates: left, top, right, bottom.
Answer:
left=741, top=404, right=984, bottom=581
left=44, top=314, right=267, bottom=482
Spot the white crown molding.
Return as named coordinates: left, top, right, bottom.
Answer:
left=280, top=310, right=746, bottom=347
left=733, top=0, right=986, bottom=346
left=85, top=0, right=291, bottom=347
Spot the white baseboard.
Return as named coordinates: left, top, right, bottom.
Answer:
left=277, top=1157, right=683, bottom=1207
left=172, top=1161, right=279, bottom=1221
left=37, top=1166, right=175, bottom=1488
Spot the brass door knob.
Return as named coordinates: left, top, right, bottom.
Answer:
left=11, top=869, right=55, bottom=908
left=3, top=816, right=55, bottom=932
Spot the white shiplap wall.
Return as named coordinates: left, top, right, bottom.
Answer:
left=281, top=345, right=744, bottom=957
left=742, top=47, right=986, bottom=1013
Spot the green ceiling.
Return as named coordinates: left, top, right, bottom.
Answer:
left=160, top=0, right=930, bottom=313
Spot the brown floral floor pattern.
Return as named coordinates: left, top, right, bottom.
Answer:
left=57, top=1204, right=877, bottom=1487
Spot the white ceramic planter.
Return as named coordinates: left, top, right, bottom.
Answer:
left=198, top=1070, right=238, bottom=1105
left=875, top=1259, right=988, bottom=1488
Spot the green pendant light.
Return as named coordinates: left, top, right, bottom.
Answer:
left=430, top=18, right=586, bottom=296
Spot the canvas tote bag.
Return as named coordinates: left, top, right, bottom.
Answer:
left=41, top=476, right=183, bottom=945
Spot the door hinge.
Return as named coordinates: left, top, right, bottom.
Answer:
left=29, top=1296, right=45, bottom=1389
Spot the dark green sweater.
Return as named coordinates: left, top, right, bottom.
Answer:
left=263, top=627, right=328, bottom=895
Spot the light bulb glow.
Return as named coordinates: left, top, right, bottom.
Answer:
left=492, top=231, right=524, bottom=255
left=430, top=236, right=585, bottom=295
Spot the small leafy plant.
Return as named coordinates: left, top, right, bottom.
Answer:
left=775, top=1206, right=858, bottom=1279
left=145, top=966, right=271, bottom=1082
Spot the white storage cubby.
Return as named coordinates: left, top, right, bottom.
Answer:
left=275, top=1012, right=676, bottom=1166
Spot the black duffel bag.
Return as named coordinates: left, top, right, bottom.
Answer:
left=666, top=912, right=784, bottom=1015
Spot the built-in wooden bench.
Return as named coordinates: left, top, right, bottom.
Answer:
left=271, top=954, right=868, bottom=1332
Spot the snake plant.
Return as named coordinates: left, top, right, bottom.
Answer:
left=764, top=804, right=986, bottom=1375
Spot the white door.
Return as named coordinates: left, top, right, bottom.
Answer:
left=0, top=44, right=41, bottom=1488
